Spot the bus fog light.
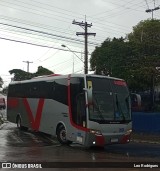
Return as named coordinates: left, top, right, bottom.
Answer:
left=90, top=129, right=102, bottom=135
left=125, top=129, right=132, bottom=135
left=93, top=141, right=96, bottom=144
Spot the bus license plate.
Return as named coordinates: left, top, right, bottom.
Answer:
left=77, top=136, right=83, bottom=143
left=111, top=138, right=118, bottom=143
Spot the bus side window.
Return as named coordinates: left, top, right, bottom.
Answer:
left=49, top=79, right=68, bottom=105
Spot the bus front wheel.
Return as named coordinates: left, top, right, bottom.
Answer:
left=17, top=116, right=22, bottom=129
left=57, top=125, right=72, bottom=145
left=16, top=116, right=28, bottom=131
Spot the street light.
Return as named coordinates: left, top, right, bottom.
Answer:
left=61, top=44, right=84, bottom=73
left=61, top=45, right=83, bottom=63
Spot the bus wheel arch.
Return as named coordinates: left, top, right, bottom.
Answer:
left=56, top=123, right=72, bottom=145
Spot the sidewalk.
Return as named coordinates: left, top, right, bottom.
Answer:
left=0, top=109, right=6, bottom=129
left=131, top=132, right=160, bottom=144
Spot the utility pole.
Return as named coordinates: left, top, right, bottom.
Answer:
left=145, top=6, right=160, bottom=19
left=72, top=19, right=96, bottom=74
left=23, top=61, right=33, bottom=72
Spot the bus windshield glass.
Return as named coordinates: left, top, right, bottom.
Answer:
left=86, top=76, right=131, bottom=123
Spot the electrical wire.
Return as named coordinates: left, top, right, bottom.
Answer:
left=0, top=36, right=86, bottom=54
left=145, top=0, right=150, bottom=8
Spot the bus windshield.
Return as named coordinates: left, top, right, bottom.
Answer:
left=87, top=76, right=131, bottom=123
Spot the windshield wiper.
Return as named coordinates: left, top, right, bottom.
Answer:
left=93, top=96, right=105, bottom=121
left=115, top=94, right=126, bottom=121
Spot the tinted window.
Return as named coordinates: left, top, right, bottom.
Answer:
left=8, top=79, right=68, bottom=105
left=86, top=76, right=131, bottom=123
left=87, top=76, right=111, bottom=92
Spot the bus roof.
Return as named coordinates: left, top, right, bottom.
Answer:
left=9, top=74, right=124, bottom=85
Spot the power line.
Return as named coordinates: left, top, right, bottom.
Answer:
left=0, top=14, right=118, bottom=43
left=0, top=36, right=87, bottom=54
left=26, top=0, right=84, bottom=17
left=0, top=0, right=139, bottom=41
left=0, top=0, right=146, bottom=40
left=0, top=22, right=99, bottom=46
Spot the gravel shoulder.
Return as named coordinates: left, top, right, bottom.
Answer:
left=131, top=132, right=160, bottom=144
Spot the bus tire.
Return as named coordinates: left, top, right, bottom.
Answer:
left=17, top=116, right=22, bottom=129
left=16, top=116, right=28, bottom=131
left=57, top=125, right=72, bottom=145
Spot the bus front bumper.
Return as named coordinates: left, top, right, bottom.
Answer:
left=85, top=131, right=131, bottom=147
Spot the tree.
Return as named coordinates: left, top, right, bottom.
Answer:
left=9, top=66, right=54, bottom=81
left=128, top=19, right=160, bottom=46
left=9, top=69, right=33, bottom=81
left=34, top=66, right=53, bottom=77
left=90, top=37, right=135, bottom=84
left=90, top=19, right=160, bottom=93
left=128, top=19, right=160, bottom=91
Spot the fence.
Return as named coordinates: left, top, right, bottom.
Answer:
left=132, top=112, right=160, bottom=133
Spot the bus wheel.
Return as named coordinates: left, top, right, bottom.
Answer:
left=16, top=116, right=28, bottom=131
left=17, top=116, right=22, bottom=129
left=57, top=125, right=72, bottom=145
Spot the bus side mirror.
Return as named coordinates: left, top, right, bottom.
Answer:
left=83, top=88, right=93, bottom=105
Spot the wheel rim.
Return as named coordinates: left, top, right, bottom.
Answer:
left=60, top=129, right=67, bottom=142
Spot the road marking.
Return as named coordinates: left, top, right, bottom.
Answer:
left=10, top=133, right=23, bottom=143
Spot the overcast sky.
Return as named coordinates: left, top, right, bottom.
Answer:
left=0, top=0, right=159, bottom=87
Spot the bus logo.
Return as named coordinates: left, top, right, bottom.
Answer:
left=2, top=163, right=11, bottom=168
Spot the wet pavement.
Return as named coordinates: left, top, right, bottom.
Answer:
left=0, top=120, right=160, bottom=170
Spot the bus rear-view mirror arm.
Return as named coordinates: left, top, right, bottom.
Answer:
left=83, top=88, right=93, bottom=105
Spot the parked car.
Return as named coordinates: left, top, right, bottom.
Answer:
left=0, top=97, right=6, bottom=109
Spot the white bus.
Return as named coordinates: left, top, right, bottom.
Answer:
left=7, top=74, right=132, bottom=147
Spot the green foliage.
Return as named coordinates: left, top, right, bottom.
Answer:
left=128, top=19, right=160, bottom=45
left=9, top=66, right=54, bottom=81
left=34, top=66, right=53, bottom=77
left=9, top=69, right=33, bottom=81
left=90, top=19, right=160, bottom=92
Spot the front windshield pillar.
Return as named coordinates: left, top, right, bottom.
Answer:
left=70, top=77, right=87, bottom=127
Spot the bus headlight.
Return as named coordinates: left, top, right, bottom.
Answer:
left=125, top=129, right=132, bottom=135
left=90, top=129, right=102, bottom=135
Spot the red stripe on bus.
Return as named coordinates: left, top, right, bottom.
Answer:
left=23, top=98, right=44, bottom=131
left=67, top=75, right=89, bottom=132
left=7, top=98, right=19, bottom=108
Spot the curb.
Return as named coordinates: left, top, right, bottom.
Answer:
left=131, top=139, right=160, bottom=145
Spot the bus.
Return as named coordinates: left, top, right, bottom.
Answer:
left=7, top=74, right=132, bottom=147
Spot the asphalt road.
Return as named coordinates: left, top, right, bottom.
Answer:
left=0, top=121, right=160, bottom=170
